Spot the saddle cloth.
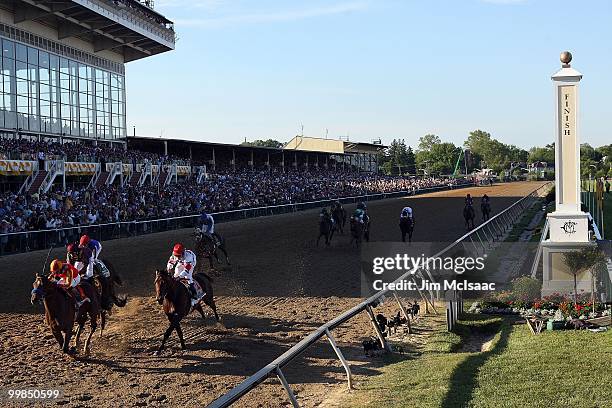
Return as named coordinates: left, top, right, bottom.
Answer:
left=180, top=279, right=205, bottom=299
left=94, top=259, right=111, bottom=278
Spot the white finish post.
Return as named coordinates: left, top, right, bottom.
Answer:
left=547, top=51, right=589, bottom=243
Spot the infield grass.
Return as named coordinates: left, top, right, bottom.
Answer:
left=340, top=313, right=612, bottom=408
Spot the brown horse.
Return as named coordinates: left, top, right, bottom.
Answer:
left=94, top=259, right=128, bottom=312
left=153, top=269, right=220, bottom=355
left=350, top=218, right=365, bottom=247
left=194, top=230, right=231, bottom=270
left=31, top=274, right=101, bottom=355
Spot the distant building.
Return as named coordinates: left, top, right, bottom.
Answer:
left=284, top=135, right=385, bottom=173
left=0, top=0, right=175, bottom=145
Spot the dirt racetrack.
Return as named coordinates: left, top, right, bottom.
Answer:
left=0, top=182, right=546, bottom=407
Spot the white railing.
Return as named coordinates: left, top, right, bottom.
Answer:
left=18, top=172, right=34, bottom=195
left=40, top=160, right=64, bottom=194
left=88, top=164, right=102, bottom=189
left=167, top=164, right=178, bottom=185
left=196, top=165, right=206, bottom=184
left=208, top=182, right=553, bottom=408
left=107, top=162, right=123, bottom=186
left=138, top=163, right=151, bottom=186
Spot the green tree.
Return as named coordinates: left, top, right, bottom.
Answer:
left=464, top=130, right=527, bottom=173
left=528, top=144, right=555, bottom=164
left=241, top=139, right=284, bottom=148
left=416, top=135, right=460, bottom=176
left=418, top=134, right=441, bottom=152
left=563, top=247, right=607, bottom=306
left=379, top=139, right=415, bottom=175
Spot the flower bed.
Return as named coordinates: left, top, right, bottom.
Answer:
left=469, top=292, right=611, bottom=321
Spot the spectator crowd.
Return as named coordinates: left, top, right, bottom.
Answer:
left=0, top=137, right=466, bottom=254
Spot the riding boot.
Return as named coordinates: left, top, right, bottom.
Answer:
left=100, top=276, right=113, bottom=310
left=189, top=283, right=199, bottom=306
left=72, top=287, right=89, bottom=308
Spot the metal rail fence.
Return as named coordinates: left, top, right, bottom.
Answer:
left=0, top=182, right=473, bottom=257
left=208, top=182, right=553, bottom=408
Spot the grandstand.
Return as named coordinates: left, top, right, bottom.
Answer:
left=0, top=0, right=175, bottom=144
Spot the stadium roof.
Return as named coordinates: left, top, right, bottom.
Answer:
left=3, top=0, right=175, bottom=61
left=124, top=136, right=385, bottom=156
left=284, top=135, right=386, bottom=154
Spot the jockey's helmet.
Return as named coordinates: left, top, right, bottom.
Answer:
left=173, top=243, right=185, bottom=257
left=357, top=201, right=367, bottom=210
left=66, top=243, right=78, bottom=253
left=79, top=234, right=90, bottom=247
left=50, top=259, right=63, bottom=273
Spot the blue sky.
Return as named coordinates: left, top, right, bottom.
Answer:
left=125, top=0, right=612, bottom=149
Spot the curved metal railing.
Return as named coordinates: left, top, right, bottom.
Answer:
left=207, top=182, right=552, bottom=408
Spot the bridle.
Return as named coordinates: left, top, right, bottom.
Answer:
left=31, top=275, right=48, bottom=303
left=155, top=272, right=170, bottom=304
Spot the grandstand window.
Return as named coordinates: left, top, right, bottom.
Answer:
left=39, top=51, right=49, bottom=69
left=49, top=54, right=59, bottom=72
left=59, top=72, right=69, bottom=89
left=16, top=78, right=26, bottom=95
left=69, top=60, right=78, bottom=77
left=27, top=47, right=38, bottom=65
left=15, top=43, right=27, bottom=62
left=59, top=57, right=69, bottom=75
left=39, top=67, right=49, bottom=84
left=16, top=60, right=26, bottom=79
left=2, top=39, right=15, bottom=60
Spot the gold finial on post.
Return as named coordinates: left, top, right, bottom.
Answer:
left=560, top=51, right=572, bottom=67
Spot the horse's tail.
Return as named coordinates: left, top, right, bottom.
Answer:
left=197, top=272, right=214, bottom=283
left=113, top=294, right=127, bottom=307
left=102, top=259, right=123, bottom=286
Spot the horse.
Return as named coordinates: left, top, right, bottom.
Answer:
left=31, top=274, right=101, bottom=355
left=331, top=205, right=347, bottom=234
left=194, top=229, right=231, bottom=270
left=93, top=259, right=127, bottom=312
left=153, top=269, right=220, bottom=355
left=399, top=216, right=415, bottom=243
left=363, top=214, right=371, bottom=242
left=463, top=204, right=475, bottom=229
left=317, top=216, right=335, bottom=246
left=349, top=218, right=365, bottom=247
left=480, top=201, right=491, bottom=221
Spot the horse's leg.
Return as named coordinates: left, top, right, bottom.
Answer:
left=219, top=245, right=231, bottom=265
left=174, top=320, right=186, bottom=350
left=62, top=327, right=74, bottom=354
left=206, top=297, right=220, bottom=322
left=316, top=233, right=321, bottom=247
left=401, top=228, right=406, bottom=242
left=83, top=314, right=97, bottom=355
left=156, top=319, right=175, bottom=355
left=72, top=319, right=85, bottom=351
left=100, top=311, right=106, bottom=338
left=195, top=304, right=206, bottom=320
left=51, top=327, right=64, bottom=348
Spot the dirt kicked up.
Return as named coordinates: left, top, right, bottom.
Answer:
left=0, top=181, right=546, bottom=407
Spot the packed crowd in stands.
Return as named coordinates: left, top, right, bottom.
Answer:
left=0, top=137, right=188, bottom=165
left=0, top=170, right=459, bottom=233
left=0, top=137, right=467, bottom=253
